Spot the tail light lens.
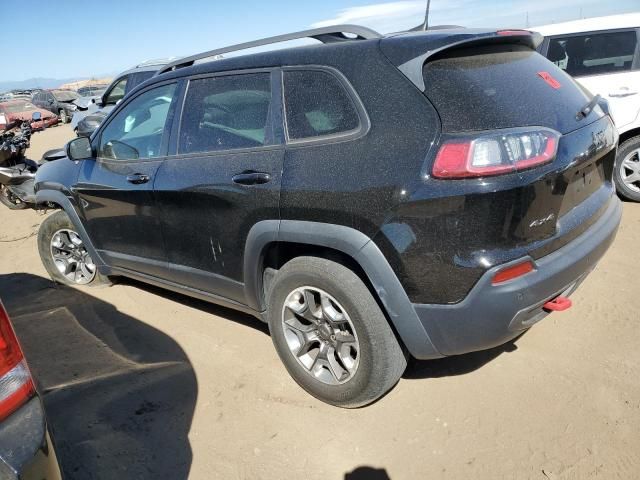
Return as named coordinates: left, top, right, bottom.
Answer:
left=0, top=302, right=34, bottom=421
left=433, top=128, right=560, bottom=179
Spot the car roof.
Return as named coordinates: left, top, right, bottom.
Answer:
left=533, top=13, right=640, bottom=36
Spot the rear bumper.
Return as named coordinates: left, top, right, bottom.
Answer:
left=0, top=398, right=62, bottom=480
left=413, top=196, right=622, bottom=357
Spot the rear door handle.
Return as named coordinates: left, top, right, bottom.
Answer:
left=126, top=173, right=150, bottom=185
left=232, top=171, right=271, bottom=185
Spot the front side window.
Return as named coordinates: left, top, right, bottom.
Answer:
left=105, top=77, right=128, bottom=105
left=547, top=30, right=638, bottom=77
left=98, top=83, right=176, bottom=161
left=283, top=70, right=360, bottom=141
left=179, top=73, right=272, bottom=154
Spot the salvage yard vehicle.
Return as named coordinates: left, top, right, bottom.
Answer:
left=0, top=100, right=57, bottom=132
left=0, top=300, right=62, bottom=480
left=34, top=25, right=621, bottom=407
left=535, top=13, right=640, bottom=201
left=72, top=60, right=175, bottom=136
left=31, top=90, right=79, bottom=124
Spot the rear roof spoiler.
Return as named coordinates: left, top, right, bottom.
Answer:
left=381, top=29, right=543, bottom=91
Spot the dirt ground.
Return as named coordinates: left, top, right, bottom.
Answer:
left=1, top=124, right=639, bottom=480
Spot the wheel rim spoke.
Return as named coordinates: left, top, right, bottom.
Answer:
left=621, top=150, right=640, bottom=192
left=281, top=286, right=360, bottom=385
left=49, top=228, right=96, bottom=285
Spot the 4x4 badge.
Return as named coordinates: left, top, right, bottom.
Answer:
left=537, top=71, right=561, bottom=89
left=530, top=213, right=556, bottom=228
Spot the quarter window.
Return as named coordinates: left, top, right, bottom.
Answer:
left=283, top=70, right=360, bottom=141
left=98, top=83, right=176, bottom=161
left=546, top=31, right=638, bottom=77
left=179, top=73, right=273, bottom=154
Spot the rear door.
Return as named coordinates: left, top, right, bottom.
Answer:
left=155, top=70, right=283, bottom=304
left=75, top=80, right=181, bottom=277
left=544, top=28, right=640, bottom=130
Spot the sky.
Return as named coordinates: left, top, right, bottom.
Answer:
left=2, top=0, right=638, bottom=82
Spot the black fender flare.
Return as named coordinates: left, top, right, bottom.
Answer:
left=35, top=188, right=107, bottom=270
left=244, top=220, right=442, bottom=359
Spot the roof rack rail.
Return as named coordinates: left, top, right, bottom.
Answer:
left=156, top=24, right=382, bottom=75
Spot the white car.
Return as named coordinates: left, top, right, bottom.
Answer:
left=535, top=13, right=640, bottom=201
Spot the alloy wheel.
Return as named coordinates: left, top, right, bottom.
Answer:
left=281, top=286, right=360, bottom=385
left=620, top=148, right=640, bottom=193
left=50, top=229, right=96, bottom=284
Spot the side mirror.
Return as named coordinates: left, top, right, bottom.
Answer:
left=31, top=111, right=42, bottom=121
left=66, top=137, right=94, bottom=161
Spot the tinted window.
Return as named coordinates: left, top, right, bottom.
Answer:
left=179, top=73, right=272, bottom=154
left=283, top=70, right=360, bottom=140
left=99, top=83, right=176, bottom=161
left=547, top=31, right=638, bottom=77
left=422, top=45, right=592, bottom=134
left=105, top=78, right=128, bottom=105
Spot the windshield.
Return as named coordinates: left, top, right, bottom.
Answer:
left=52, top=90, right=79, bottom=102
left=78, top=86, right=107, bottom=97
left=2, top=102, right=37, bottom=113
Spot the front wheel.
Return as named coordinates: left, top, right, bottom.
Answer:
left=0, top=185, right=28, bottom=210
left=614, top=136, right=640, bottom=202
left=267, top=256, right=406, bottom=408
left=37, top=211, right=111, bottom=286
left=59, top=109, right=69, bottom=124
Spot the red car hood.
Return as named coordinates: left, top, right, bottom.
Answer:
left=8, top=108, right=55, bottom=122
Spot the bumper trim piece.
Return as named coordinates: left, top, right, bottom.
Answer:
left=414, top=196, right=622, bottom=356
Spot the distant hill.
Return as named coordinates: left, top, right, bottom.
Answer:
left=0, top=76, right=112, bottom=92
left=0, top=77, right=76, bottom=92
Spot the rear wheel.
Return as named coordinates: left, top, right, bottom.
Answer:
left=37, top=211, right=110, bottom=286
left=267, top=256, right=406, bottom=408
left=614, top=136, right=640, bottom=202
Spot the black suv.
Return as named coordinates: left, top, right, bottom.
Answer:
left=34, top=25, right=621, bottom=407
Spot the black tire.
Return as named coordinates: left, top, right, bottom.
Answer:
left=613, top=135, right=640, bottom=202
left=0, top=185, right=28, bottom=210
left=37, top=211, right=111, bottom=287
left=267, top=256, right=406, bottom=408
left=59, top=109, right=69, bottom=124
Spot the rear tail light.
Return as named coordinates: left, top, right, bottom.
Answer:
left=492, top=260, right=535, bottom=285
left=0, top=302, right=34, bottom=421
left=433, top=128, right=559, bottom=179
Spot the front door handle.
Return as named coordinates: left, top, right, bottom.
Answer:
left=126, top=173, right=150, bottom=185
left=232, top=171, right=271, bottom=186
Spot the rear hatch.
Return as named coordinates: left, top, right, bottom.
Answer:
left=383, top=31, right=617, bottom=253
left=423, top=42, right=616, bottom=246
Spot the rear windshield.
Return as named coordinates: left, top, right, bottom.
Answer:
left=422, top=45, right=593, bottom=134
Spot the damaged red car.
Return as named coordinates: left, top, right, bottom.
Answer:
left=0, top=101, right=58, bottom=132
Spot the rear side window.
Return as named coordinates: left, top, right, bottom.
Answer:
left=179, top=73, right=272, bottom=154
left=546, top=30, right=638, bottom=77
left=422, top=45, right=592, bottom=134
left=283, top=70, right=360, bottom=141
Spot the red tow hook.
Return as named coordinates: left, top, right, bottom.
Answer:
left=543, top=296, right=572, bottom=312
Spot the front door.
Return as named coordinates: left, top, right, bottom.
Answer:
left=74, top=81, right=179, bottom=277
left=154, top=71, right=283, bottom=304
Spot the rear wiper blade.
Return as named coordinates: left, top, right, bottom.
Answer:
left=576, top=94, right=601, bottom=121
